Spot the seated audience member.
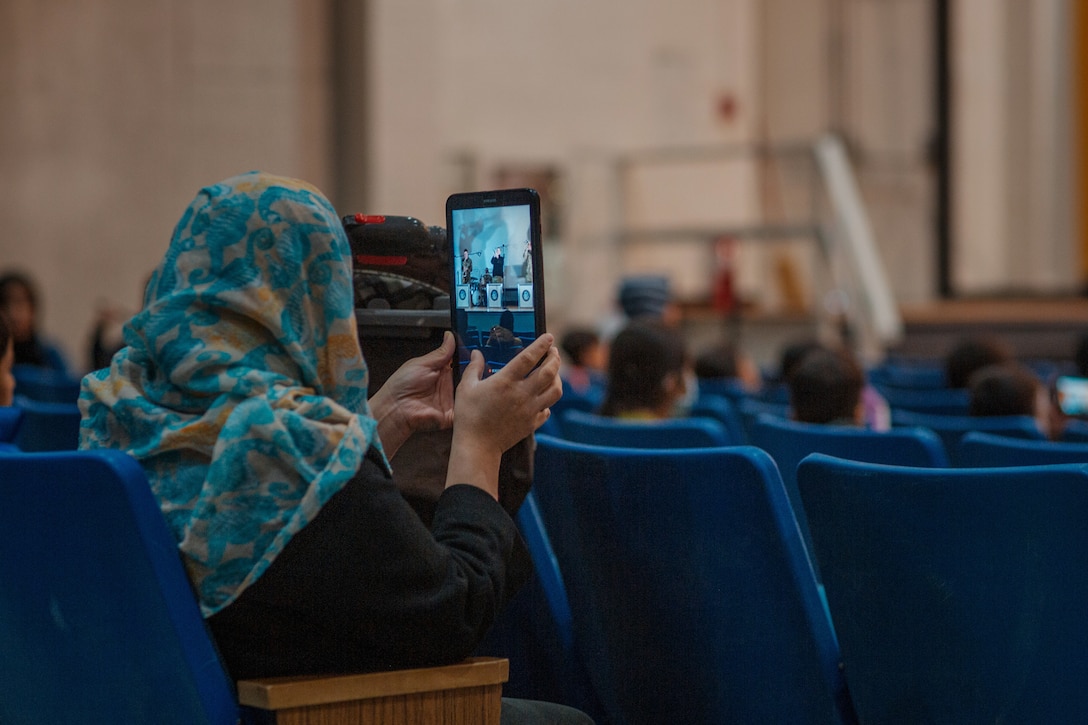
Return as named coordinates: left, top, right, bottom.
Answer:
left=0, top=314, right=15, bottom=406
left=945, top=334, right=1013, bottom=389
left=779, top=339, right=890, bottom=430
left=789, top=347, right=865, bottom=426
left=599, top=320, right=692, bottom=420
left=0, top=271, right=71, bottom=376
left=693, top=341, right=762, bottom=393
left=78, top=173, right=589, bottom=725
left=969, top=362, right=1053, bottom=438
left=560, top=327, right=607, bottom=395
left=777, top=338, right=825, bottom=385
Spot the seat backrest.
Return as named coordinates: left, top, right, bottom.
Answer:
left=532, top=434, right=856, bottom=725
left=0, top=405, right=24, bottom=442
left=876, top=385, right=971, bottom=415
left=867, top=361, right=946, bottom=390
left=891, top=409, right=1044, bottom=464
left=797, top=454, right=1088, bottom=724
left=695, top=376, right=750, bottom=403
left=559, top=409, right=733, bottom=448
left=13, top=396, right=83, bottom=451
left=688, top=393, right=745, bottom=443
left=750, top=414, right=948, bottom=574
left=957, top=430, right=1088, bottom=467
left=737, top=396, right=792, bottom=442
left=12, top=364, right=82, bottom=404
left=0, top=449, right=239, bottom=724
left=1058, top=417, right=1088, bottom=443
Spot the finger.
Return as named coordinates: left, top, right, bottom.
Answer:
left=499, top=333, right=554, bottom=379
left=526, top=347, right=563, bottom=393
left=461, top=348, right=485, bottom=384
left=420, top=331, right=456, bottom=367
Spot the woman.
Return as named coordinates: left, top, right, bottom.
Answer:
left=79, top=173, right=586, bottom=723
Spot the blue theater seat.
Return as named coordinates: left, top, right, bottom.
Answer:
left=890, top=409, right=1044, bottom=464
left=957, top=430, right=1088, bottom=467
left=0, top=449, right=509, bottom=724
left=559, top=408, right=734, bottom=448
left=798, top=454, right=1088, bottom=724
left=531, top=434, right=857, bottom=725
left=749, top=414, right=948, bottom=577
left=13, top=395, right=82, bottom=451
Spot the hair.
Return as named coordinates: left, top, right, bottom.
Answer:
left=945, top=335, right=1013, bottom=389
left=498, top=309, right=515, bottom=332
left=694, top=343, right=740, bottom=380
left=0, top=272, right=38, bottom=313
left=779, top=339, right=825, bottom=383
left=599, top=320, right=687, bottom=418
left=968, top=363, right=1039, bottom=417
left=789, top=347, right=864, bottom=425
left=561, top=328, right=601, bottom=367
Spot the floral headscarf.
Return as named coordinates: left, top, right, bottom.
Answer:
left=80, top=172, right=387, bottom=616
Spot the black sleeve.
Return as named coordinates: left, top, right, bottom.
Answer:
left=207, top=453, right=530, bottom=679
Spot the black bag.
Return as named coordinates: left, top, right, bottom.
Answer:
left=344, top=215, right=533, bottom=525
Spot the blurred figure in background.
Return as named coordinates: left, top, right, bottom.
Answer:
left=0, top=271, right=71, bottom=377
left=788, top=347, right=865, bottom=426
left=969, top=362, right=1054, bottom=438
left=617, top=274, right=681, bottom=327
left=560, top=327, right=607, bottom=396
left=945, top=334, right=1013, bottom=389
left=599, top=320, right=693, bottom=420
left=693, top=341, right=762, bottom=393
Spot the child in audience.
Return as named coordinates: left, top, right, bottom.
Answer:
left=599, top=320, right=692, bottom=419
left=693, top=341, right=762, bottom=393
left=560, top=327, right=607, bottom=395
left=945, top=334, right=1013, bottom=389
left=789, top=347, right=865, bottom=426
left=969, top=362, right=1054, bottom=438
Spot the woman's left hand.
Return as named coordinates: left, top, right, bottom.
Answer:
left=369, top=331, right=456, bottom=457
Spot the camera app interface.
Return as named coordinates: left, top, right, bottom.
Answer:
left=451, top=203, right=538, bottom=378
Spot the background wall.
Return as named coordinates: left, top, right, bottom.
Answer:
left=0, top=0, right=1079, bottom=373
left=0, top=0, right=331, bottom=373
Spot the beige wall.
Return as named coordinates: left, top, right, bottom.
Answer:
left=0, top=0, right=331, bottom=374
left=0, top=0, right=1079, bottom=372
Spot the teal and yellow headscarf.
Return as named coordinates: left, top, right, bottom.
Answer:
left=80, top=171, right=388, bottom=616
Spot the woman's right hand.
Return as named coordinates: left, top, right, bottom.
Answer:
left=445, top=334, right=563, bottom=498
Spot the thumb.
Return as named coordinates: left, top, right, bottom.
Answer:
left=420, top=331, right=456, bottom=367
left=462, top=348, right=486, bottom=384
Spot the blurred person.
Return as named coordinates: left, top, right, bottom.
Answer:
left=694, top=341, right=762, bottom=393
left=560, top=327, right=607, bottom=395
left=617, top=274, right=681, bottom=327
left=459, top=247, right=473, bottom=285
left=969, top=362, right=1053, bottom=438
left=78, top=172, right=588, bottom=725
left=945, top=334, right=1013, bottom=389
left=789, top=347, right=866, bottom=426
left=599, top=320, right=692, bottom=419
left=0, top=271, right=71, bottom=376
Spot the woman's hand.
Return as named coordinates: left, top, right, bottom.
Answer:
left=369, top=331, right=456, bottom=458
left=446, top=333, right=563, bottom=498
